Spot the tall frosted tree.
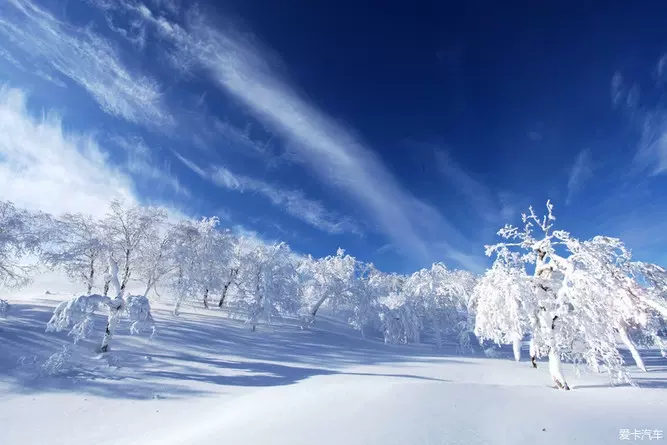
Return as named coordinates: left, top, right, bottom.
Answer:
left=0, top=201, right=44, bottom=290
left=41, top=213, right=106, bottom=294
left=100, top=200, right=167, bottom=295
left=474, top=201, right=667, bottom=389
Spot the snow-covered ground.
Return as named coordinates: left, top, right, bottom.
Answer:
left=1, top=287, right=666, bottom=445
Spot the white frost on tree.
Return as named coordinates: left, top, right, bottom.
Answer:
left=41, top=213, right=106, bottom=294
left=0, top=201, right=43, bottom=289
left=46, top=257, right=155, bottom=351
left=475, top=200, right=667, bottom=389
left=405, top=264, right=476, bottom=350
left=297, top=248, right=359, bottom=325
left=100, top=200, right=167, bottom=295
left=369, top=271, right=421, bottom=344
left=234, top=241, right=300, bottom=331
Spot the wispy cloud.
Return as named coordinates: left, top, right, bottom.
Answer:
left=82, top=1, right=484, bottom=268
left=172, top=151, right=207, bottom=178
left=566, top=149, right=593, bottom=205
left=431, top=147, right=523, bottom=234
left=125, top=5, right=475, bottom=266
left=0, top=86, right=136, bottom=217
left=612, top=59, right=667, bottom=175
left=0, top=85, right=193, bottom=222
left=174, top=153, right=360, bottom=235
left=0, top=47, right=67, bottom=88
left=110, top=134, right=189, bottom=196
left=212, top=119, right=276, bottom=159
left=635, top=110, right=667, bottom=175
left=0, top=0, right=172, bottom=128
left=433, top=149, right=502, bottom=224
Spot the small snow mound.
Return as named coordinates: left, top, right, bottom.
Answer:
left=126, top=294, right=156, bottom=336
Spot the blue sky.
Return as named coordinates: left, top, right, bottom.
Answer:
left=1, top=0, right=667, bottom=273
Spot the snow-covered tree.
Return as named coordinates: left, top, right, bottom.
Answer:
left=473, top=249, right=533, bottom=362
left=46, top=257, right=155, bottom=352
left=298, top=248, right=359, bottom=324
left=368, top=270, right=421, bottom=344
left=405, top=264, right=475, bottom=350
left=168, top=220, right=202, bottom=316
left=234, top=241, right=299, bottom=331
left=196, top=218, right=232, bottom=309
left=166, top=217, right=234, bottom=314
left=475, top=200, right=667, bottom=389
left=100, top=200, right=167, bottom=294
left=41, top=213, right=106, bottom=294
left=134, top=220, right=177, bottom=299
left=0, top=201, right=43, bottom=290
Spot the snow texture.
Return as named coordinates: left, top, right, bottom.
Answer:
left=1, top=294, right=666, bottom=445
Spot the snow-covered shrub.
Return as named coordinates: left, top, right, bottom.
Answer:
left=125, top=294, right=156, bottom=336
left=46, top=294, right=112, bottom=343
left=41, top=345, right=72, bottom=376
left=0, top=299, right=9, bottom=317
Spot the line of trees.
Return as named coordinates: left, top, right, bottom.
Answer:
left=0, top=199, right=477, bottom=350
left=1, top=199, right=666, bottom=388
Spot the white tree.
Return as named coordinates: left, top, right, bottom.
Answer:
left=168, top=220, right=201, bottom=316
left=196, top=218, right=232, bottom=309
left=134, top=220, right=177, bottom=299
left=368, top=270, right=421, bottom=344
left=475, top=200, right=667, bottom=389
left=473, top=248, right=533, bottom=361
left=298, top=248, right=359, bottom=324
left=41, top=213, right=106, bottom=294
left=0, top=201, right=43, bottom=290
left=47, top=257, right=155, bottom=352
left=100, top=200, right=167, bottom=295
left=234, top=241, right=299, bottom=331
left=405, top=264, right=474, bottom=350
left=166, top=217, right=233, bottom=315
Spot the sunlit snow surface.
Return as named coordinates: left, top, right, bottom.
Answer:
left=1, top=285, right=665, bottom=445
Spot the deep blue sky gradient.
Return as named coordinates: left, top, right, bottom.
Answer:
left=1, top=0, right=667, bottom=272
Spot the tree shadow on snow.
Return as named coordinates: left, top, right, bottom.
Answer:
left=0, top=301, right=452, bottom=400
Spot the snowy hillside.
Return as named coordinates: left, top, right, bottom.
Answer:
left=1, top=290, right=665, bottom=445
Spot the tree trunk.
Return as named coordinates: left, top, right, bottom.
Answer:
left=310, top=294, right=329, bottom=318
left=218, top=269, right=238, bottom=307
left=431, top=314, right=443, bottom=349
left=618, top=323, right=647, bottom=372
left=100, top=299, right=123, bottom=353
left=120, top=249, right=131, bottom=293
left=512, top=337, right=522, bottom=362
left=103, top=271, right=111, bottom=297
left=86, top=255, right=95, bottom=295
left=143, top=279, right=152, bottom=298
left=548, top=348, right=570, bottom=390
